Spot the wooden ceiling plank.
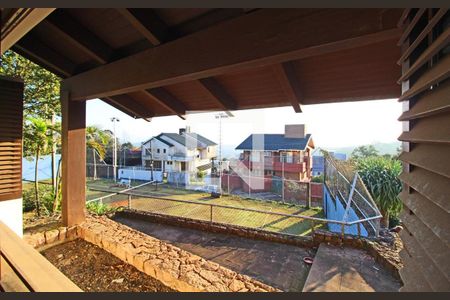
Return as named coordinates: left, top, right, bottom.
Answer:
left=198, top=77, right=237, bottom=111
left=13, top=33, right=75, bottom=77
left=143, top=88, right=186, bottom=120
left=44, top=10, right=113, bottom=64
left=116, top=8, right=170, bottom=46
left=62, top=9, right=402, bottom=100
left=272, top=62, right=302, bottom=113
left=397, top=8, right=448, bottom=65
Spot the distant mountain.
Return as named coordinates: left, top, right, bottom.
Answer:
left=321, top=141, right=401, bottom=157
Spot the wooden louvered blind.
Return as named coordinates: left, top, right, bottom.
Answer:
left=0, top=76, right=23, bottom=202
left=397, top=8, right=450, bottom=291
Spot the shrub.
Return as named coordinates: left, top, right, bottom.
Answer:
left=22, top=183, right=56, bottom=215
left=355, top=156, right=402, bottom=228
left=311, top=175, right=324, bottom=183
left=86, top=201, right=116, bottom=215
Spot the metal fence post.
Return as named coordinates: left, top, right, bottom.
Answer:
left=357, top=222, right=361, bottom=237
left=341, top=223, right=345, bottom=238
left=210, top=205, right=213, bottom=223
left=375, top=219, right=380, bottom=238
left=128, top=194, right=131, bottom=209
left=282, top=162, right=285, bottom=202
left=310, top=219, right=315, bottom=234
left=306, top=182, right=311, bottom=208
left=228, top=173, right=230, bottom=195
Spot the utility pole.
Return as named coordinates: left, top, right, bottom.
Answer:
left=111, top=117, right=120, bottom=182
left=215, top=112, right=233, bottom=193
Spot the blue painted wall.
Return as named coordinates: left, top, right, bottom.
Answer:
left=323, top=186, right=368, bottom=237
left=312, top=152, right=347, bottom=176
left=22, top=154, right=61, bottom=181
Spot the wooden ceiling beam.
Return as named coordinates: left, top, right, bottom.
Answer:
left=272, top=62, right=302, bottom=113
left=102, top=94, right=153, bottom=121
left=198, top=77, right=237, bottom=111
left=43, top=10, right=113, bottom=64
left=142, top=88, right=186, bottom=120
left=13, top=33, right=76, bottom=77
left=62, top=9, right=402, bottom=100
left=116, top=8, right=170, bottom=46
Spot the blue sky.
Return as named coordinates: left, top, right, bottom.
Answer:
left=86, top=98, right=403, bottom=150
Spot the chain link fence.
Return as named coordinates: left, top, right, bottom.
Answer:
left=323, top=151, right=382, bottom=237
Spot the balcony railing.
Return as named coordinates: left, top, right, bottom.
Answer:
left=0, top=221, right=82, bottom=292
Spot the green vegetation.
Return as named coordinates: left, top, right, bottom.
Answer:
left=355, top=156, right=402, bottom=228
left=311, top=174, right=324, bottom=183
left=86, top=201, right=117, bottom=215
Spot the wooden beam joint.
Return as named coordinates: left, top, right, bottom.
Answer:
left=198, top=77, right=237, bottom=111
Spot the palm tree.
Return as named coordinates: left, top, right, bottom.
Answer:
left=86, top=126, right=110, bottom=180
left=23, top=117, right=52, bottom=216
left=355, top=156, right=402, bottom=228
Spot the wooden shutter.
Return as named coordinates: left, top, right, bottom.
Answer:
left=0, top=76, right=23, bottom=201
left=397, top=8, right=450, bottom=291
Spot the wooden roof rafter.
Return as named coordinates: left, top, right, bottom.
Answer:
left=142, top=88, right=187, bottom=120
left=62, top=9, right=401, bottom=101
left=43, top=10, right=114, bottom=65
left=272, top=61, right=303, bottom=113
left=116, top=8, right=171, bottom=46
left=13, top=33, right=76, bottom=77
left=198, top=77, right=237, bottom=111
left=103, top=94, right=153, bottom=122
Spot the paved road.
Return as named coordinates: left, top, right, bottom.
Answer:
left=113, top=215, right=315, bottom=291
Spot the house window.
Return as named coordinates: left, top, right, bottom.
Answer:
left=163, top=149, right=166, bottom=153
left=153, top=160, right=162, bottom=169
left=145, top=148, right=151, bottom=155
left=157, top=148, right=160, bottom=153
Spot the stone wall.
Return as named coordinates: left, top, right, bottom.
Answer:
left=23, top=224, right=80, bottom=249
left=80, top=215, right=279, bottom=292
left=23, top=215, right=279, bottom=292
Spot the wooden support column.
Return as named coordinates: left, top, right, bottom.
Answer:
left=61, top=90, right=86, bottom=226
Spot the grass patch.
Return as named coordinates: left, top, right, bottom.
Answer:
left=86, top=179, right=325, bottom=236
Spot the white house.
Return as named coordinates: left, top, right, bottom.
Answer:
left=141, top=127, right=218, bottom=175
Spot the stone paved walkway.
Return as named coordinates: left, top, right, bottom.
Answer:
left=114, top=215, right=315, bottom=292
left=303, top=244, right=402, bottom=292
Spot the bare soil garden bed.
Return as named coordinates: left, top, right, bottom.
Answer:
left=41, top=239, right=174, bottom=292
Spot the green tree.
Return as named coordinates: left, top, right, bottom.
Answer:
left=350, top=145, right=379, bottom=161
left=86, top=126, right=111, bottom=180
left=23, top=117, right=56, bottom=216
left=0, top=50, right=61, bottom=119
left=355, top=156, right=403, bottom=228
left=1, top=50, right=62, bottom=207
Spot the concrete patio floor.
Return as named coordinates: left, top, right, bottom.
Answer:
left=113, top=215, right=316, bottom=291
left=303, top=244, right=402, bottom=292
